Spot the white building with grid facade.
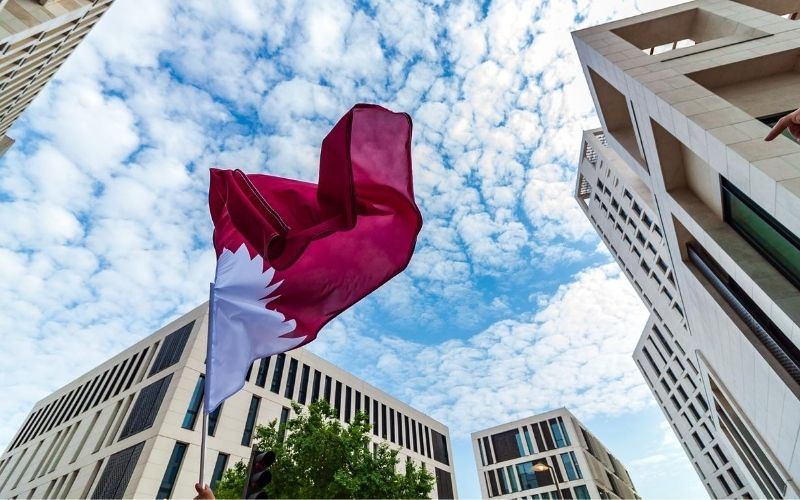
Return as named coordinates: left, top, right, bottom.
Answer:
left=0, top=0, right=114, bottom=156
left=573, top=1, right=800, bottom=498
left=471, top=408, right=639, bottom=500
left=0, top=303, right=457, bottom=499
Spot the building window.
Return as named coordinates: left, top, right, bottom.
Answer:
left=688, top=243, right=800, bottom=386
left=323, top=376, right=332, bottom=403
left=506, top=465, right=519, bottom=492
left=381, top=404, right=388, bottom=439
left=208, top=404, right=222, bottom=437
left=241, top=396, right=260, bottom=446
left=283, top=358, right=298, bottom=399
left=119, top=374, right=172, bottom=440
left=297, top=365, right=310, bottom=404
left=255, top=358, right=270, bottom=388
left=516, top=461, right=538, bottom=490
left=270, top=354, right=286, bottom=394
left=491, top=429, right=523, bottom=462
left=330, top=381, right=340, bottom=418
left=311, top=370, right=321, bottom=402
left=435, top=468, right=455, bottom=499
left=574, top=484, right=591, bottom=499
left=373, top=400, right=379, bottom=437
left=279, top=407, right=290, bottom=441
left=722, top=177, right=800, bottom=289
left=389, top=408, right=395, bottom=443
left=210, top=453, right=228, bottom=490
left=182, top=375, right=204, bottom=430
left=157, top=442, right=187, bottom=499
left=550, top=418, right=571, bottom=447
left=344, top=387, right=352, bottom=423
left=560, top=451, right=582, bottom=480
left=355, top=390, right=361, bottom=414
left=150, top=322, right=194, bottom=376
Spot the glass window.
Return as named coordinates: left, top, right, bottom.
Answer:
left=355, top=390, right=361, bottom=415
left=283, top=358, right=298, bottom=399
left=506, top=465, right=519, bottom=492
left=210, top=453, right=228, bottom=490
left=181, top=375, right=204, bottom=430
left=323, top=375, right=332, bottom=403
left=574, top=485, right=591, bottom=499
left=557, top=417, right=571, bottom=446
left=208, top=403, right=222, bottom=436
left=270, top=354, right=286, bottom=394
left=255, top=358, right=270, bottom=388
left=279, top=407, right=290, bottom=441
left=498, top=467, right=509, bottom=495
left=722, top=177, right=800, bottom=289
left=241, top=396, right=260, bottom=446
left=311, top=370, right=321, bottom=402
left=381, top=404, right=388, bottom=439
left=515, top=430, right=526, bottom=456
left=344, top=387, right=352, bottom=423
left=373, top=400, right=379, bottom=437
left=524, top=427, right=535, bottom=455
left=560, top=452, right=582, bottom=481
left=297, top=365, right=310, bottom=404
left=516, top=462, right=539, bottom=490
left=334, top=381, right=342, bottom=418
left=389, top=408, right=395, bottom=443
left=157, top=442, right=187, bottom=499
left=550, top=420, right=567, bottom=448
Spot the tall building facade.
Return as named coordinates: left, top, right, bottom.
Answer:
left=471, top=408, right=639, bottom=499
left=0, top=304, right=457, bottom=499
left=573, top=1, right=800, bottom=498
left=0, top=0, right=114, bottom=156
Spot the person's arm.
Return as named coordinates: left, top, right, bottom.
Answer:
left=194, top=483, right=215, bottom=500
left=765, top=107, right=800, bottom=141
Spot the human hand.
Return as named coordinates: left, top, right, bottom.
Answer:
left=194, top=482, right=215, bottom=499
left=765, top=108, right=800, bottom=141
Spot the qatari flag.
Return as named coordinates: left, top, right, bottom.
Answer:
left=205, top=104, right=422, bottom=412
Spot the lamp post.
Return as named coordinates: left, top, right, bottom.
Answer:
left=533, top=457, right=562, bottom=500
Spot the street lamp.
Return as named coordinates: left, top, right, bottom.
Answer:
left=533, top=458, right=562, bottom=499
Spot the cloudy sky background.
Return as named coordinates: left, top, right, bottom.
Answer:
left=0, top=0, right=708, bottom=497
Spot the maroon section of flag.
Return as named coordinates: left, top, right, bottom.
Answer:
left=205, top=104, right=422, bottom=411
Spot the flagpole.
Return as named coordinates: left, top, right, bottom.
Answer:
left=200, top=282, right=214, bottom=488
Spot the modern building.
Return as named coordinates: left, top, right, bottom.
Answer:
left=0, top=0, right=114, bottom=156
left=471, top=408, right=639, bottom=499
left=573, top=1, right=800, bottom=498
left=0, top=303, right=457, bottom=499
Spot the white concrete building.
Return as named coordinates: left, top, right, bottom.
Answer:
left=471, top=408, right=639, bottom=500
left=573, top=1, right=800, bottom=497
left=0, top=0, right=115, bottom=156
left=0, top=303, right=457, bottom=499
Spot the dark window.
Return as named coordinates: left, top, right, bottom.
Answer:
left=156, top=442, right=187, bottom=499
left=435, top=468, right=454, bottom=499
left=549, top=419, right=568, bottom=448
left=297, top=365, right=310, bottom=404
left=241, top=396, right=260, bottom=446
left=722, top=177, right=800, bottom=289
left=124, top=346, right=149, bottom=391
left=516, top=462, right=538, bottom=491
left=405, top=416, right=411, bottom=449
left=284, top=358, right=298, bottom=399
left=114, top=355, right=137, bottom=397
left=354, top=390, right=361, bottom=415
left=539, top=422, right=555, bottom=451
left=425, top=426, right=433, bottom=458
left=397, top=411, right=403, bottom=444
left=411, top=419, right=418, bottom=452
left=210, top=453, right=228, bottom=490
left=491, top=429, right=522, bottom=462
left=482, top=436, right=494, bottom=464
left=270, top=354, right=286, bottom=394
left=182, top=375, right=204, bottom=430
left=311, top=371, right=321, bottom=402
left=389, top=409, right=395, bottom=442
left=245, top=362, right=254, bottom=382
left=344, top=387, right=352, bottom=423
left=149, top=322, right=194, bottom=376
left=365, top=396, right=371, bottom=417
left=119, top=374, right=172, bottom=440
left=487, top=470, right=499, bottom=497
left=323, top=376, right=332, bottom=403
left=418, top=422, right=426, bottom=456
left=718, top=474, right=733, bottom=496
left=531, top=424, right=545, bottom=452
left=334, top=381, right=342, bottom=418
left=431, top=429, right=450, bottom=465
left=373, top=400, right=379, bottom=436
left=688, top=243, right=800, bottom=385
left=255, top=358, right=270, bottom=388
left=208, top=404, right=222, bottom=437
left=91, top=442, right=144, bottom=499
left=381, top=404, right=387, bottom=439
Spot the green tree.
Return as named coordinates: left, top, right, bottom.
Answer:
left=213, top=400, right=434, bottom=499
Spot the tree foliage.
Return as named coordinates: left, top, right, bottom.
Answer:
left=213, top=400, right=434, bottom=499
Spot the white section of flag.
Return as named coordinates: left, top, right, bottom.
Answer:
left=205, top=244, right=305, bottom=413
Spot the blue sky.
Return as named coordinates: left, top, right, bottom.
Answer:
left=0, top=0, right=710, bottom=497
